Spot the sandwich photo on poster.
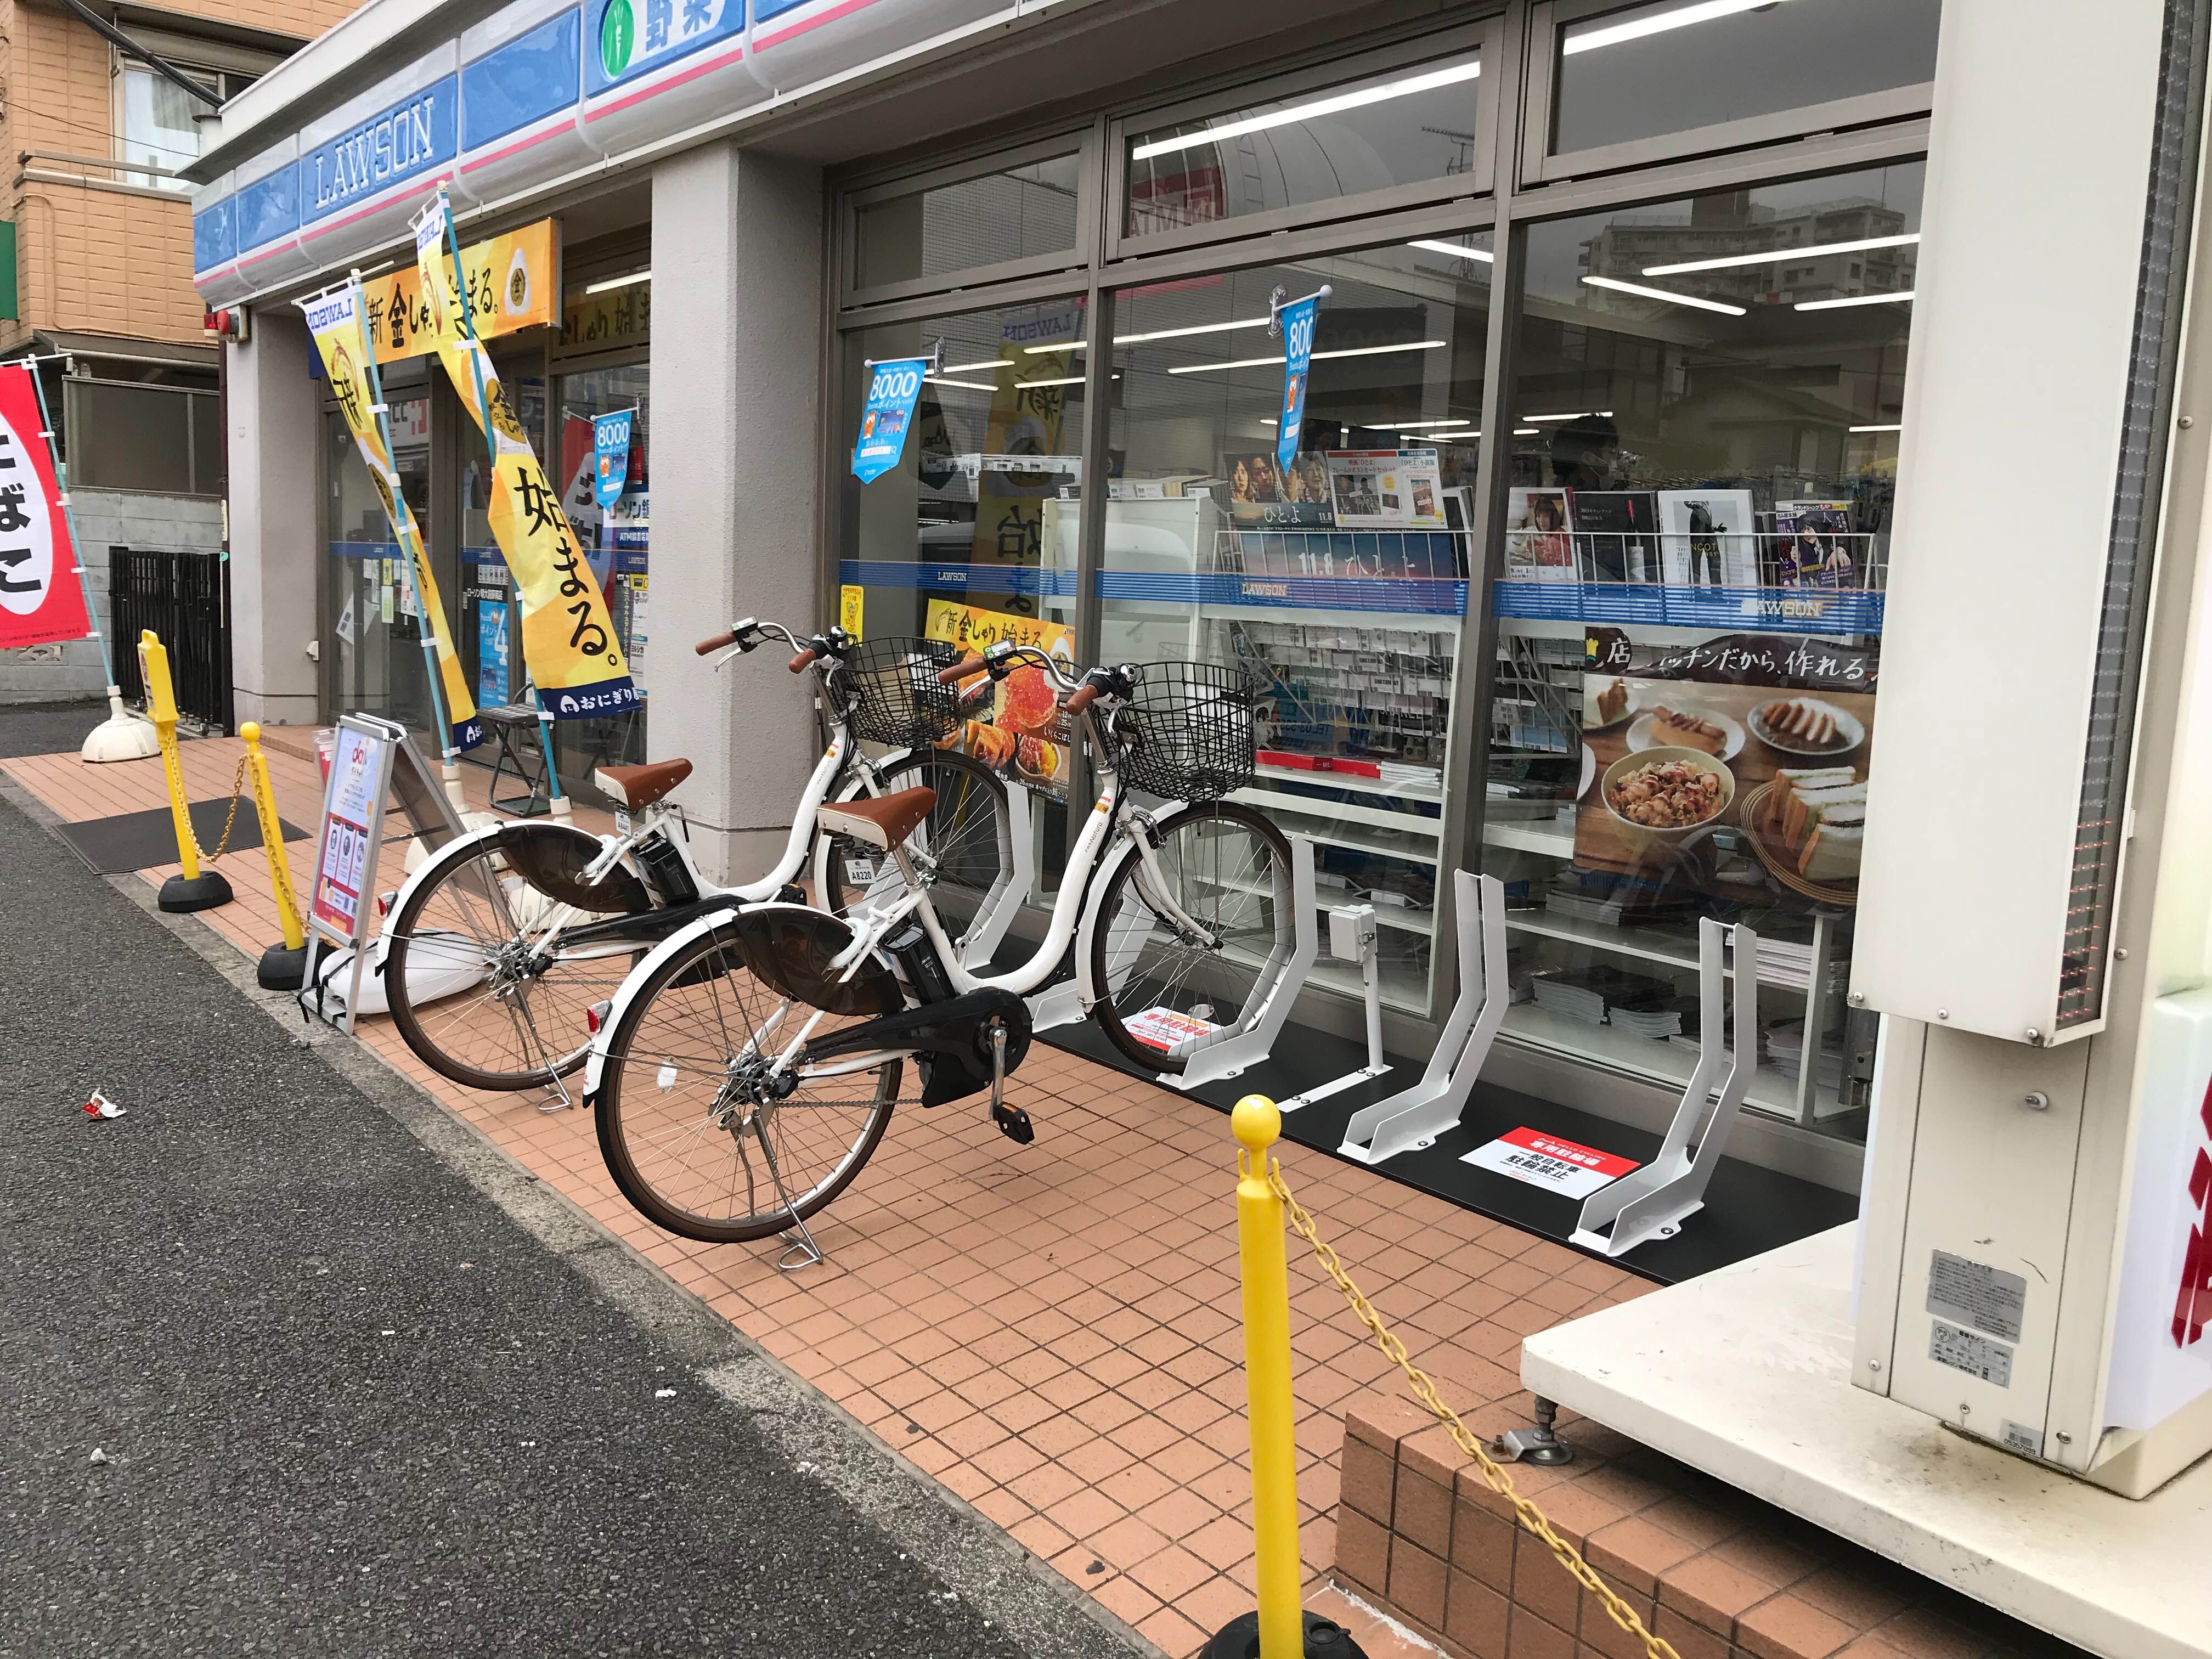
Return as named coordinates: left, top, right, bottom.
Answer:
left=1223, top=447, right=1335, bottom=528
left=1775, top=500, right=1859, bottom=589
left=1657, top=490, right=1757, bottom=587
left=1572, top=628, right=1878, bottom=906
left=1504, top=487, right=1575, bottom=581
left=1570, top=490, right=1661, bottom=584
left=1324, top=450, right=1448, bottom=529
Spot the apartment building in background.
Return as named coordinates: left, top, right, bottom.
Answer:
left=0, top=0, right=352, bottom=702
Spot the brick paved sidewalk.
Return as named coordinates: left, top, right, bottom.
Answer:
left=3, top=732, right=1654, bottom=1658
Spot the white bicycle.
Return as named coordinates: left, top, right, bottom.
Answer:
left=583, top=642, right=1300, bottom=1244
left=381, top=620, right=1019, bottom=1094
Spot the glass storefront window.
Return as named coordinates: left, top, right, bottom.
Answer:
left=323, top=387, right=436, bottom=735
left=1482, top=162, right=1921, bottom=1133
left=853, top=149, right=1084, bottom=292
left=1546, top=0, right=1940, bottom=165
left=1122, top=39, right=1485, bottom=242
left=838, top=297, right=1090, bottom=890
left=1098, top=235, right=1493, bottom=1015
left=554, top=362, right=652, bottom=771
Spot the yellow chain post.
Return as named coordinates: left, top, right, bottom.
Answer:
left=240, top=722, right=311, bottom=990
left=1265, top=1160, right=1681, bottom=1659
left=140, top=629, right=234, bottom=916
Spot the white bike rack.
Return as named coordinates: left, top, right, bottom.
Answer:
left=1278, top=903, right=1392, bottom=1113
left=1158, top=833, right=1320, bottom=1091
left=1571, top=919, right=1759, bottom=1259
left=1337, top=870, right=1509, bottom=1164
left=957, top=779, right=1033, bottom=973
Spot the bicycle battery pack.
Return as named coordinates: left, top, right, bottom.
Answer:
left=722, top=903, right=901, bottom=1018
left=633, top=831, right=701, bottom=906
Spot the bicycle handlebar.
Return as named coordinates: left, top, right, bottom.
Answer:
left=935, top=653, right=989, bottom=685
left=789, top=648, right=818, bottom=674
left=695, top=629, right=739, bottom=656
left=1064, top=683, right=1102, bottom=713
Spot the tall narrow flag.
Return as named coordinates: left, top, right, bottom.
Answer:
left=1276, top=290, right=1321, bottom=475
left=0, top=364, right=91, bottom=650
left=414, top=190, right=636, bottom=720
left=300, top=286, right=482, bottom=752
left=853, top=357, right=927, bottom=483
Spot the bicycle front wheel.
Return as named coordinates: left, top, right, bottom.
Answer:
left=594, top=924, right=908, bottom=1243
left=386, top=822, right=655, bottom=1092
left=1087, top=803, right=1297, bottom=1075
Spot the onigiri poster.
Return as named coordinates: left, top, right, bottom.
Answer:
left=924, top=597, right=1074, bottom=797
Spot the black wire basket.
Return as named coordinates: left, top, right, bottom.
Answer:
left=1112, top=661, right=1259, bottom=802
left=832, top=636, right=964, bottom=748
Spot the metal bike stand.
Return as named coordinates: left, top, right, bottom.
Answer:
left=1336, top=870, right=1509, bottom=1164
left=1570, top=919, right=1759, bottom=1260
left=1160, top=835, right=1320, bottom=1092
left=956, top=779, right=1032, bottom=973
left=1278, top=902, right=1392, bottom=1113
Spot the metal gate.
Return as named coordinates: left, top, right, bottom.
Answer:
left=110, top=546, right=232, bottom=732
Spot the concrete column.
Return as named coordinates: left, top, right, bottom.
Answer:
left=228, top=310, right=321, bottom=727
left=648, top=142, right=825, bottom=884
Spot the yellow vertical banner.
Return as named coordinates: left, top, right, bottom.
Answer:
left=413, top=192, right=637, bottom=721
left=298, top=283, right=482, bottom=752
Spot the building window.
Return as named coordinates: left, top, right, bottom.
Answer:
left=119, top=61, right=252, bottom=191
left=850, top=147, right=1085, bottom=297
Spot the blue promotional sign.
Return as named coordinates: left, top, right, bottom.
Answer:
left=853, top=358, right=927, bottom=484
left=477, top=599, right=511, bottom=708
left=592, top=409, right=634, bottom=511
left=1276, top=290, right=1322, bottom=474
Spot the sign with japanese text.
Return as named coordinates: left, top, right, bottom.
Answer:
left=300, top=284, right=481, bottom=752
left=1276, top=290, right=1319, bottom=473
left=560, top=276, right=650, bottom=352
left=1463, top=1127, right=1639, bottom=1200
left=309, top=723, right=388, bottom=938
left=586, top=0, right=763, bottom=94
left=360, top=218, right=555, bottom=364
left=415, top=192, right=636, bottom=721
left=853, top=357, right=925, bottom=484
left=0, top=364, right=89, bottom=650
left=592, top=409, right=634, bottom=511
left=924, top=596, right=1073, bottom=795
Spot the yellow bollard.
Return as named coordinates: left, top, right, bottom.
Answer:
left=139, top=629, right=232, bottom=914
left=1205, top=1097, right=1367, bottom=1659
left=240, top=722, right=311, bottom=990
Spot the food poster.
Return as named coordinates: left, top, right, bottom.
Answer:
left=1571, top=629, right=1878, bottom=907
left=924, top=597, right=1075, bottom=796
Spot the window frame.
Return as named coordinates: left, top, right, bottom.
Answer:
left=1104, top=17, right=1502, bottom=265
left=839, top=128, right=1102, bottom=311
left=1519, top=0, right=1938, bottom=188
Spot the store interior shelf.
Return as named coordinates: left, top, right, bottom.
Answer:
left=1502, top=999, right=1810, bottom=1123
left=1506, top=906, right=1812, bottom=991
left=1231, top=784, right=1443, bottom=839
left=1485, top=817, right=1577, bottom=856
left=1252, top=760, right=1444, bottom=803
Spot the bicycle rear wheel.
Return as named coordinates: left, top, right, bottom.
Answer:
left=821, top=748, right=1012, bottom=940
left=1087, top=803, right=1297, bottom=1075
left=594, top=924, right=910, bottom=1243
left=386, top=822, right=655, bottom=1092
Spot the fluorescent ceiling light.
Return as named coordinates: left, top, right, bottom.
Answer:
left=1564, top=0, right=1794, bottom=58
left=1850, top=423, right=1903, bottom=433
left=1522, top=411, right=1612, bottom=423
left=1644, top=233, right=1918, bottom=276
left=1023, top=340, right=1088, bottom=356
left=924, top=376, right=998, bottom=392
left=1582, top=275, right=1746, bottom=315
left=1020, top=374, right=1116, bottom=387
left=1395, top=419, right=1470, bottom=428
left=1114, top=315, right=1275, bottom=346
left=940, top=357, right=1014, bottom=374
left=1796, top=290, right=1915, bottom=311
left=584, top=269, right=650, bottom=295
left=1130, top=59, right=1481, bottom=162
left=1167, top=339, right=1448, bottom=375
left=1426, top=430, right=1480, bottom=439
left=1409, top=239, right=1494, bottom=263
left=1260, top=417, right=1277, bottom=425
left=1514, top=428, right=1540, bottom=436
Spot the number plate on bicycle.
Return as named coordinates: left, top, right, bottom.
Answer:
left=844, top=856, right=878, bottom=884
left=614, top=809, right=631, bottom=836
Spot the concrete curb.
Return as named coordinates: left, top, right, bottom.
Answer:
left=0, top=769, right=1166, bottom=1659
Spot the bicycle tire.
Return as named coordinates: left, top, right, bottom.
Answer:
left=386, top=821, right=657, bottom=1092
left=594, top=923, right=903, bottom=1243
left=821, top=748, right=1013, bottom=933
left=1086, top=802, right=1297, bottom=1076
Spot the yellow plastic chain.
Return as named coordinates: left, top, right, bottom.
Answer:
left=187, top=755, right=252, bottom=864
left=1266, top=1161, right=1680, bottom=1659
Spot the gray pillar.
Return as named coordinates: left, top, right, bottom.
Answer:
left=648, top=142, right=825, bottom=884
left=228, top=312, right=321, bottom=727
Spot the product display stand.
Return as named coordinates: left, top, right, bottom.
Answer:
left=1278, top=904, right=1392, bottom=1112
left=1571, top=919, right=1759, bottom=1259
left=1337, top=870, right=1508, bottom=1164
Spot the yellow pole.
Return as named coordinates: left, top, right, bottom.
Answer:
left=1233, top=1094, right=1306, bottom=1659
left=138, top=629, right=198, bottom=881
left=240, top=723, right=304, bottom=950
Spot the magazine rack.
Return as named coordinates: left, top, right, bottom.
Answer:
left=1570, top=919, right=1759, bottom=1259
left=1337, top=869, right=1509, bottom=1165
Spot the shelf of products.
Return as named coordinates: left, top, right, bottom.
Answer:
left=1500, top=1000, right=1812, bottom=1124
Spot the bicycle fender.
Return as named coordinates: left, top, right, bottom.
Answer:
left=381, top=819, right=508, bottom=941
left=1071, top=798, right=1190, bottom=1012
left=581, top=903, right=750, bottom=1103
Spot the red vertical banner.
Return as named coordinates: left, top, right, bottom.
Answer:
left=0, top=363, right=90, bottom=650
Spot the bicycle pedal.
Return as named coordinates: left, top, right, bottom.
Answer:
left=991, top=1101, right=1034, bottom=1145
left=776, top=883, right=805, bottom=904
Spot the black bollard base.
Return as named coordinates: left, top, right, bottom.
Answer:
left=159, top=870, right=233, bottom=913
left=257, top=941, right=310, bottom=991
left=1204, top=1612, right=1370, bottom=1659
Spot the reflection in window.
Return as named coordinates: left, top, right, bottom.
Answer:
left=1483, top=163, right=1922, bottom=1141
left=1551, top=0, right=1940, bottom=159
left=1123, top=50, right=1481, bottom=238
left=854, top=154, right=1081, bottom=289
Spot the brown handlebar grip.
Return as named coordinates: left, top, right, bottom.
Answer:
left=695, top=630, right=739, bottom=656
left=788, top=648, right=819, bottom=674
left=937, top=654, right=989, bottom=685
left=1064, top=683, right=1102, bottom=713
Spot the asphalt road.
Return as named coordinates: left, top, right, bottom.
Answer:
left=0, top=735, right=1126, bottom=1659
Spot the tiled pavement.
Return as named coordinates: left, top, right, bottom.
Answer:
left=2, top=730, right=1654, bottom=1658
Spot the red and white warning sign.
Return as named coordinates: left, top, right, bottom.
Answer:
left=1122, top=1005, right=1221, bottom=1057
left=1463, top=1127, right=1638, bottom=1199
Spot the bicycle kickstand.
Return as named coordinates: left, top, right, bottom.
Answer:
left=987, top=1019, right=1033, bottom=1146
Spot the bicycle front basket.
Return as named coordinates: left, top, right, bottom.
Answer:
left=1114, top=661, right=1258, bottom=803
left=837, top=636, right=964, bottom=749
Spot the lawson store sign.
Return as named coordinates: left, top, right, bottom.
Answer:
left=193, top=0, right=1056, bottom=307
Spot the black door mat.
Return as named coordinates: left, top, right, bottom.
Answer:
left=1035, top=1009, right=1857, bottom=1285
left=56, top=798, right=308, bottom=875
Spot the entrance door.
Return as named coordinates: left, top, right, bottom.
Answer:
left=321, top=392, right=435, bottom=735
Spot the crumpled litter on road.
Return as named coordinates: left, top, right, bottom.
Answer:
left=81, top=1090, right=125, bottom=1120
